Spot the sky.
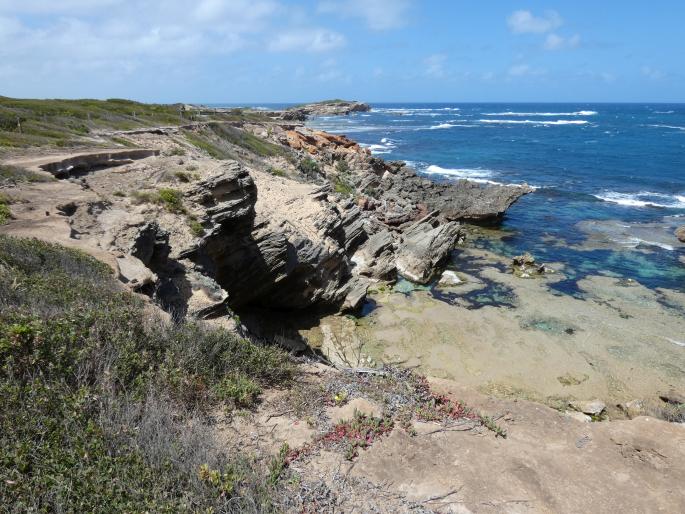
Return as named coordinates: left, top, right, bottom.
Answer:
left=0, top=0, right=683, bottom=103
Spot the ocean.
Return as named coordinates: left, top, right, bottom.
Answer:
left=305, top=103, right=685, bottom=293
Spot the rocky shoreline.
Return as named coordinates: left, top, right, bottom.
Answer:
left=1, top=99, right=684, bottom=513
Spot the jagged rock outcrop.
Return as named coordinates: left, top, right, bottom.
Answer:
left=181, top=161, right=369, bottom=311
left=395, top=212, right=463, bottom=284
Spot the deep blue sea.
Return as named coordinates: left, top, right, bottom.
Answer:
left=303, top=103, right=685, bottom=292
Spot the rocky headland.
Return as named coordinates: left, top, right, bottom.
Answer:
left=1, top=98, right=683, bottom=513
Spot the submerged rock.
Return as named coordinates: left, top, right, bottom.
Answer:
left=512, top=252, right=550, bottom=278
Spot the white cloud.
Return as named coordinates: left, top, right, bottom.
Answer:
left=507, top=10, right=562, bottom=34
left=318, top=0, right=411, bottom=30
left=544, top=33, right=580, bottom=50
left=424, top=54, right=447, bottom=78
left=508, top=64, right=545, bottom=77
left=0, top=0, right=120, bottom=14
left=641, top=66, right=664, bottom=80
left=268, top=29, right=346, bottom=52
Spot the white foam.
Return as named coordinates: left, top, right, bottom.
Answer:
left=423, top=165, right=494, bottom=178
left=654, top=110, right=674, bottom=114
left=648, top=124, right=685, bottom=131
left=594, top=191, right=685, bottom=209
left=428, top=123, right=457, bottom=130
left=483, top=111, right=597, bottom=116
left=478, top=119, right=589, bottom=125
left=362, top=137, right=397, bottom=155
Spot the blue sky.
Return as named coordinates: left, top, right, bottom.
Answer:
left=0, top=0, right=683, bottom=103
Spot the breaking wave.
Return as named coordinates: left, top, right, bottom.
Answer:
left=478, top=119, right=589, bottom=125
left=593, top=191, right=685, bottom=209
left=482, top=111, right=597, bottom=116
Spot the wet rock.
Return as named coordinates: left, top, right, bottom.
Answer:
left=512, top=252, right=550, bottom=278
left=569, top=399, right=606, bottom=416
left=396, top=212, right=462, bottom=284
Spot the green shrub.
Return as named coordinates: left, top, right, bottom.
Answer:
left=214, top=373, right=262, bottom=408
left=267, top=167, right=286, bottom=177
left=187, top=217, right=205, bottom=237
left=113, top=190, right=126, bottom=197
left=0, top=203, right=10, bottom=224
left=298, top=158, right=320, bottom=177
left=175, top=171, right=191, bottom=182
left=335, top=160, right=350, bottom=174
left=158, top=188, right=185, bottom=213
left=131, top=188, right=186, bottom=214
left=334, top=176, right=354, bottom=197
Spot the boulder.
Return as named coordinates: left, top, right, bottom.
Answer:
left=396, top=212, right=462, bottom=284
left=618, top=399, right=644, bottom=419
left=116, top=255, right=156, bottom=291
left=437, top=270, right=462, bottom=287
left=351, top=229, right=397, bottom=280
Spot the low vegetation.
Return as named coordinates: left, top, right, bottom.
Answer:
left=182, top=129, right=236, bottom=160
left=131, top=187, right=186, bottom=214
left=0, top=236, right=295, bottom=512
left=0, top=164, right=52, bottom=185
left=208, top=123, right=287, bottom=158
left=0, top=96, right=272, bottom=149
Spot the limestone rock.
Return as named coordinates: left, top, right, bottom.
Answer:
left=437, top=270, right=462, bottom=287
left=351, top=229, right=397, bottom=280
left=570, top=399, right=606, bottom=416
left=116, top=255, right=156, bottom=290
left=396, top=212, right=462, bottom=284
left=619, top=399, right=644, bottom=419
left=186, top=161, right=257, bottom=229
left=565, top=410, right=592, bottom=423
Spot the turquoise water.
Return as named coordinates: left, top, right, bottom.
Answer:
left=306, top=103, right=685, bottom=292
